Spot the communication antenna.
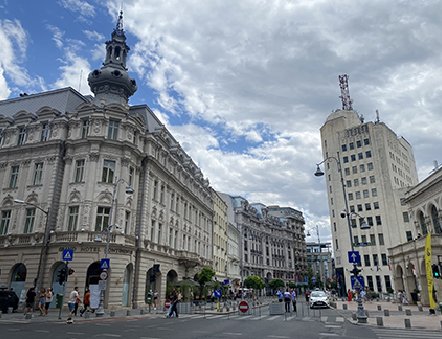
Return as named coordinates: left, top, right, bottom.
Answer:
left=338, top=74, right=353, bottom=110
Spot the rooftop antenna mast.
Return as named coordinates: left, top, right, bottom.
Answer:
left=338, top=74, right=353, bottom=110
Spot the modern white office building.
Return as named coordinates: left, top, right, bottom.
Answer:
left=319, top=76, right=419, bottom=295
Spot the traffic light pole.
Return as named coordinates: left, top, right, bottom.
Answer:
left=58, top=262, right=68, bottom=320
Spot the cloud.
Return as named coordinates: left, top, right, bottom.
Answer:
left=47, top=24, right=64, bottom=49
left=0, top=19, right=41, bottom=99
left=52, top=49, right=92, bottom=94
left=58, top=0, right=95, bottom=19
left=107, top=0, right=442, bottom=244
left=83, top=29, right=104, bottom=41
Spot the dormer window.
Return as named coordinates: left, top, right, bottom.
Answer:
left=17, top=127, right=27, bottom=145
left=41, top=122, right=50, bottom=141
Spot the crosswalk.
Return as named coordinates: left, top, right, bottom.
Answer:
left=161, top=313, right=345, bottom=323
left=371, top=327, right=442, bottom=339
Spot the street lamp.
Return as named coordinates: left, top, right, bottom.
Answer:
left=315, top=154, right=367, bottom=323
left=95, top=177, right=134, bottom=317
left=14, top=199, right=50, bottom=291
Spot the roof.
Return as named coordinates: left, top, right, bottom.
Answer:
left=0, top=87, right=90, bottom=117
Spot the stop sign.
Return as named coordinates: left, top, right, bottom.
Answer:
left=239, top=300, right=249, bottom=313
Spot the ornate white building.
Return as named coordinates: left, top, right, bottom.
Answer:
left=0, top=13, right=213, bottom=310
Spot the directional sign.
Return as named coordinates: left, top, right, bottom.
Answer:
left=239, top=300, right=249, bottom=313
left=62, top=248, right=74, bottom=262
left=214, top=289, right=222, bottom=299
left=312, top=276, right=316, bottom=283
left=351, top=275, right=365, bottom=290
left=100, top=258, right=110, bottom=270
left=348, top=251, right=361, bottom=265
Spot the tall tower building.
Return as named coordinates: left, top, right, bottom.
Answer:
left=319, top=75, right=419, bottom=296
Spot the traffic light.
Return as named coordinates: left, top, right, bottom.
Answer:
left=350, top=266, right=361, bottom=276
left=432, top=264, right=441, bottom=279
left=58, top=268, right=67, bottom=285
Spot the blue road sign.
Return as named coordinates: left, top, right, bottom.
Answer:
left=348, top=251, right=361, bottom=265
left=350, top=275, right=365, bottom=290
left=100, top=258, right=110, bottom=270
left=312, top=276, right=316, bottom=283
left=214, top=289, right=222, bottom=299
left=62, top=248, right=73, bottom=262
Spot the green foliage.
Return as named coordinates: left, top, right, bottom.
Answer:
left=195, top=266, right=216, bottom=286
left=244, top=275, right=265, bottom=290
left=287, top=281, right=296, bottom=289
left=268, top=278, right=285, bottom=290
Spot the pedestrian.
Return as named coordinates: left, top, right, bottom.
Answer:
left=276, top=289, right=283, bottom=302
left=80, top=288, right=91, bottom=316
left=38, top=288, right=46, bottom=315
left=44, top=288, right=53, bottom=315
left=153, top=290, right=159, bottom=310
left=167, top=289, right=179, bottom=318
left=283, top=289, right=291, bottom=313
left=68, top=286, right=80, bottom=316
left=305, top=290, right=310, bottom=302
left=25, top=287, right=36, bottom=315
left=347, top=289, right=353, bottom=302
left=291, top=289, right=297, bottom=313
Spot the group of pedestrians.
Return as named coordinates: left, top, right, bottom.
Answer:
left=276, top=288, right=297, bottom=313
left=25, top=287, right=54, bottom=316
left=68, top=286, right=92, bottom=317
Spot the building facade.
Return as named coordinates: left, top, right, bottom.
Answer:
left=211, top=189, right=228, bottom=282
left=388, top=163, right=442, bottom=306
left=320, top=88, right=419, bottom=295
left=0, top=13, right=213, bottom=310
left=306, top=242, right=333, bottom=289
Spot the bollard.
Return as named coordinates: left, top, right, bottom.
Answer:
left=352, top=313, right=357, bottom=320
left=440, top=320, right=442, bottom=330
left=140, top=309, right=144, bottom=315
left=25, top=313, right=32, bottom=319
left=404, top=318, right=411, bottom=328
left=377, top=305, right=382, bottom=311
left=384, top=309, right=389, bottom=317
left=343, top=303, right=348, bottom=310
left=110, top=311, right=115, bottom=317
left=398, top=305, right=403, bottom=312
left=365, top=311, right=369, bottom=318
left=376, top=317, right=383, bottom=326
left=405, top=309, right=411, bottom=316
left=418, top=306, right=423, bottom=312
left=126, top=310, right=131, bottom=316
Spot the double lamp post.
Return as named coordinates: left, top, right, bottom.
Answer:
left=315, top=154, right=367, bottom=323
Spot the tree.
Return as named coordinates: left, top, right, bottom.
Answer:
left=243, top=275, right=265, bottom=290
left=195, top=266, right=215, bottom=298
left=268, top=278, right=285, bottom=291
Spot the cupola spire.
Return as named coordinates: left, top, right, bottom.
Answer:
left=87, top=10, right=137, bottom=106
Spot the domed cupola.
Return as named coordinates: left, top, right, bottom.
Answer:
left=88, top=11, right=137, bottom=106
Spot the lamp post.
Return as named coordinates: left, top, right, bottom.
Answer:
left=95, top=177, right=134, bottom=317
left=315, top=154, right=367, bottom=323
left=14, top=199, right=50, bottom=291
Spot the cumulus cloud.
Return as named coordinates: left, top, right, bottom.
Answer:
left=108, top=0, right=442, bottom=242
left=58, top=0, right=95, bottom=19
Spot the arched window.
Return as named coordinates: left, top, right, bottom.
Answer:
left=418, top=210, right=427, bottom=235
left=430, top=205, right=441, bottom=233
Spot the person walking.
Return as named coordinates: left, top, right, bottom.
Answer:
left=291, top=289, right=297, bottom=313
left=167, top=289, right=179, bottom=318
left=153, top=290, right=159, bottom=310
left=283, top=289, right=291, bottom=313
left=68, top=286, right=80, bottom=316
left=38, top=288, right=46, bottom=315
left=80, top=288, right=91, bottom=316
left=44, top=288, right=53, bottom=315
left=25, top=287, right=36, bottom=315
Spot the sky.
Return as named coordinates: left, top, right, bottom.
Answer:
left=0, top=0, right=441, bottom=245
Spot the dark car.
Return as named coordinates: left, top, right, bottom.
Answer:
left=0, top=289, right=19, bottom=313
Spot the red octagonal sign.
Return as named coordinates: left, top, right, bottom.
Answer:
left=239, top=300, right=249, bottom=313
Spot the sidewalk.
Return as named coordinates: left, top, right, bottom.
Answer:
left=334, top=299, right=442, bottom=331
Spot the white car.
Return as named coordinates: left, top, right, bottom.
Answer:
left=309, top=290, right=330, bottom=309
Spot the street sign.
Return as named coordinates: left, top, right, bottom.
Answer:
left=351, top=275, right=365, bottom=290
left=100, top=271, right=108, bottom=280
left=239, top=300, right=249, bottom=313
left=62, top=249, right=73, bottom=262
left=348, top=251, right=361, bottom=265
left=214, top=289, right=222, bottom=299
left=100, top=258, right=110, bottom=270
left=99, top=280, right=107, bottom=291
left=312, top=276, right=316, bottom=283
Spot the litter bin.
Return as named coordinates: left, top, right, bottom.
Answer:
left=56, top=293, right=63, bottom=309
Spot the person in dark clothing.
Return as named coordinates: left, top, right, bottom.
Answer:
left=25, top=287, right=36, bottom=314
left=167, top=289, right=179, bottom=318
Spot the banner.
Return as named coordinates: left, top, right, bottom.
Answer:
left=424, top=233, right=437, bottom=310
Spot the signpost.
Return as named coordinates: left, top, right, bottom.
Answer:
left=62, top=249, right=73, bottom=262
left=348, top=251, right=361, bottom=265
left=239, top=300, right=249, bottom=313
left=351, top=275, right=365, bottom=290
left=100, top=258, right=110, bottom=270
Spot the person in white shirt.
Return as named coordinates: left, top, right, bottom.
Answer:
left=68, top=286, right=80, bottom=316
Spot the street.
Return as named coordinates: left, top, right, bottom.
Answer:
left=0, top=306, right=431, bottom=339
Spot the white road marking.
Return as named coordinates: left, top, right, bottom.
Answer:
left=318, top=333, right=339, bottom=337
left=223, top=333, right=242, bottom=336
left=266, top=316, right=281, bottom=321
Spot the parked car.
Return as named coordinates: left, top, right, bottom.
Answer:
left=309, top=290, right=330, bottom=309
left=0, top=288, right=19, bottom=313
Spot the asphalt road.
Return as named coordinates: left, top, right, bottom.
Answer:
left=1, top=307, right=376, bottom=339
